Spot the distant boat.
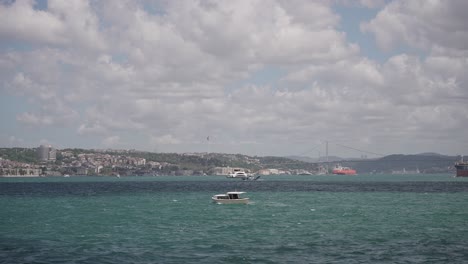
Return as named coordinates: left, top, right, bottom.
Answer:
left=63, top=174, right=70, bottom=178
left=455, top=156, right=468, bottom=177
left=226, top=169, right=248, bottom=179
left=212, top=191, right=249, bottom=204
left=332, top=165, right=357, bottom=175
left=226, top=169, right=260, bottom=181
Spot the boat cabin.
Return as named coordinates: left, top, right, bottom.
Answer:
left=213, top=191, right=244, bottom=200
left=212, top=191, right=249, bottom=204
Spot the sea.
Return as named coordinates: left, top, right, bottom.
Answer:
left=1, top=174, right=467, bottom=263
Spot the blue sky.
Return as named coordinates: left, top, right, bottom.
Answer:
left=1, top=0, right=467, bottom=157
left=336, top=4, right=385, bottom=61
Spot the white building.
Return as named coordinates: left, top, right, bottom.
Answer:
left=37, top=145, right=56, bottom=161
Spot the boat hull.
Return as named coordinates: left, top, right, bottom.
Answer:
left=212, top=198, right=249, bottom=204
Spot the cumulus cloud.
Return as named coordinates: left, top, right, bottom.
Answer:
left=0, top=0, right=105, bottom=50
left=8, top=71, right=79, bottom=127
left=1, top=0, right=467, bottom=155
left=0, top=0, right=64, bottom=45
left=335, top=0, right=386, bottom=9
left=101, top=135, right=121, bottom=148
left=361, top=0, right=468, bottom=55
left=358, top=0, right=386, bottom=8
left=150, top=135, right=181, bottom=145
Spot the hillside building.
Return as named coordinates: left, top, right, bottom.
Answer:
left=37, top=145, right=56, bottom=162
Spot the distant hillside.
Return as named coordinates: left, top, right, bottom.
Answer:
left=1, top=147, right=462, bottom=174
left=287, top=153, right=462, bottom=174
left=339, top=154, right=461, bottom=174
left=257, top=156, right=317, bottom=170
left=416, top=152, right=445, bottom=156
left=113, top=151, right=317, bottom=171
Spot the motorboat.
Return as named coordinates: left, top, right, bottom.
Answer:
left=212, top=191, right=250, bottom=204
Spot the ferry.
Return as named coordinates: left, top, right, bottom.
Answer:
left=212, top=191, right=250, bottom=204
left=332, top=165, right=357, bottom=175
left=455, top=156, right=468, bottom=177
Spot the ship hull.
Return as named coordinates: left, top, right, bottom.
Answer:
left=455, top=164, right=468, bottom=177
left=332, top=170, right=356, bottom=175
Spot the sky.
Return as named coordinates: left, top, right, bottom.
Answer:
left=1, top=0, right=467, bottom=158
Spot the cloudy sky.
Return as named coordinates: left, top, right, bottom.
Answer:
left=1, top=0, right=467, bottom=158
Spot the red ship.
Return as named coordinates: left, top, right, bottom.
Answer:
left=455, top=156, right=468, bottom=177
left=332, top=165, right=357, bottom=175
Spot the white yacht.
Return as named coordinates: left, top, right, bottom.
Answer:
left=212, top=191, right=250, bottom=204
left=227, top=169, right=248, bottom=178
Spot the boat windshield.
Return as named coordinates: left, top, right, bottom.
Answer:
left=228, top=193, right=239, bottom=199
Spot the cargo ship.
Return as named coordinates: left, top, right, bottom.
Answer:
left=332, top=165, right=357, bottom=175
left=455, top=156, right=468, bottom=177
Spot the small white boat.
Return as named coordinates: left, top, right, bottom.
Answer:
left=212, top=191, right=250, bottom=204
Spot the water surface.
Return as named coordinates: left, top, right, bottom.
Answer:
left=1, top=174, right=467, bottom=263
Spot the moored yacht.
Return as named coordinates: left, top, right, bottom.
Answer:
left=227, top=169, right=248, bottom=178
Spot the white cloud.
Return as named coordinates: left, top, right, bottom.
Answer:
left=9, top=136, right=25, bottom=146
left=334, top=0, right=385, bottom=9
left=0, top=134, right=26, bottom=148
left=150, top=135, right=181, bottom=145
left=101, top=136, right=121, bottom=148
left=77, top=122, right=108, bottom=136
left=0, top=0, right=65, bottom=45
left=0, top=0, right=105, bottom=50
left=39, top=139, right=54, bottom=146
left=361, top=0, right=468, bottom=55
left=1, top=0, right=467, bottom=155
left=16, top=112, right=53, bottom=126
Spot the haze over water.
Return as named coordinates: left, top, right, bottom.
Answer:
left=1, top=174, right=467, bottom=263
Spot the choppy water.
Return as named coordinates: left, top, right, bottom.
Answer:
left=1, top=174, right=467, bottom=263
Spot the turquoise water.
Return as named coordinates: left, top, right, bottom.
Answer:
left=1, top=175, right=468, bottom=263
